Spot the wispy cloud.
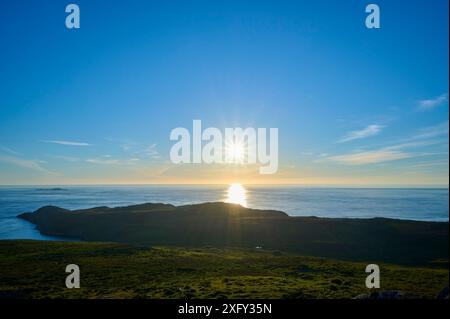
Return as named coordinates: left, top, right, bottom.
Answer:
left=104, top=138, right=137, bottom=151
left=412, top=121, right=449, bottom=140
left=145, top=144, right=160, bottom=159
left=43, top=140, right=92, bottom=146
left=106, top=138, right=161, bottom=160
left=320, top=122, right=449, bottom=166
left=0, top=146, right=21, bottom=156
left=384, top=139, right=446, bottom=151
left=86, top=157, right=140, bottom=165
left=417, top=93, right=448, bottom=111
left=120, top=141, right=137, bottom=151
left=410, top=161, right=449, bottom=169
left=338, top=124, right=384, bottom=143
left=324, top=149, right=412, bottom=165
left=51, top=155, right=80, bottom=162
left=133, top=143, right=161, bottom=159
left=0, top=155, right=55, bottom=174
left=86, top=158, right=121, bottom=165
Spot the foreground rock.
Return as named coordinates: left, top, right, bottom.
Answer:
left=18, top=202, right=449, bottom=265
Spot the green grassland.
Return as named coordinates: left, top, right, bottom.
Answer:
left=0, top=240, right=447, bottom=299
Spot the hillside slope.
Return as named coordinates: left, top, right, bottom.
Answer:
left=0, top=240, right=448, bottom=299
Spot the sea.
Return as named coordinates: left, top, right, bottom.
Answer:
left=0, top=185, right=448, bottom=240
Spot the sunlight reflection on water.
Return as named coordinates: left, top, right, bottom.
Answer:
left=224, top=183, right=247, bottom=207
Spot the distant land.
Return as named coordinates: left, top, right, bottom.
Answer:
left=18, top=202, right=449, bottom=265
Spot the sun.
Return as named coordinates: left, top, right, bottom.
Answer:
left=225, top=141, right=245, bottom=163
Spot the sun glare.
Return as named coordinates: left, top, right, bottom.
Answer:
left=225, top=183, right=247, bottom=207
left=225, top=141, right=245, bottom=163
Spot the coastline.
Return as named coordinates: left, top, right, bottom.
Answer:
left=16, top=201, right=449, bottom=265
left=2, top=201, right=448, bottom=299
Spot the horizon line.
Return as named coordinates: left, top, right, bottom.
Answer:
left=0, top=183, right=448, bottom=189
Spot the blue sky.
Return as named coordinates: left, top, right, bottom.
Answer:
left=0, top=0, right=448, bottom=185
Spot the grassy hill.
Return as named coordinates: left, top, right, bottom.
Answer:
left=18, top=202, right=449, bottom=265
left=0, top=240, right=447, bottom=299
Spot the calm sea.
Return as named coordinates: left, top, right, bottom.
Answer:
left=0, top=185, right=448, bottom=240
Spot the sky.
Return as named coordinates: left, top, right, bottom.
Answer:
left=0, top=0, right=448, bottom=186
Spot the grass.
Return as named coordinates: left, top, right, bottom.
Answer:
left=0, top=240, right=447, bottom=299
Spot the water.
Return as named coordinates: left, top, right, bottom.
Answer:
left=0, top=185, right=448, bottom=240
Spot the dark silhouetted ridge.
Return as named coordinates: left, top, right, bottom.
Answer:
left=17, top=202, right=448, bottom=265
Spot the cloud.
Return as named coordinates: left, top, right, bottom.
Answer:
left=106, top=139, right=161, bottom=160
left=146, top=144, right=160, bottom=159
left=120, top=141, right=137, bottom=151
left=43, top=140, right=92, bottom=146
left=412, top=121, right=449, bottom=140
left=86, top=157, right=140, bottom=165
left=0, top=155, right=55, bottom=174
left=411, top=161, right=449, bottom=169
left=366, top=122, right=449, bottom=153
left=134, top=143, right=161, bottom=159
left=0, top=146, right=21, bottom=155
left=324, top=149, right=412, bottom=165
left=320, top=122, right=448, bottom=166
left=51, top=155, right=80, bottom=162
left=417, top=93, right=448, bottom=111
left=384, top=139, right=445, bottom=151
left=86, top=158, right=121, bottom=165
left=338, top=124, right=384, bottom=143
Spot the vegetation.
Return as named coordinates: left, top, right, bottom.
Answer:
left=18, top=202, right=449, bottom=265
left=6, top=202, right=447, bottom=299
left=0, top=240, right=447, bottom=299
